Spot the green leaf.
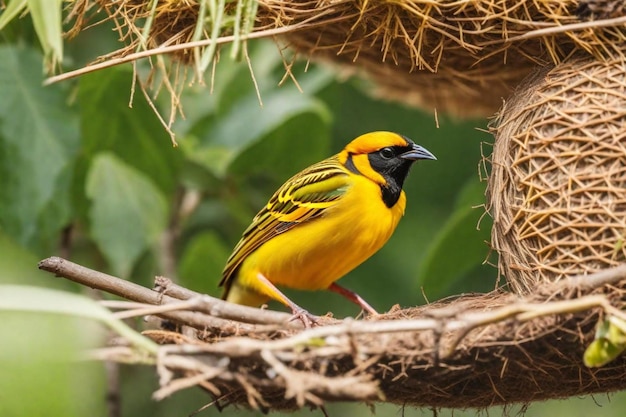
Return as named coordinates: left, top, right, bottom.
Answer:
left=0, top=284, right=158, bottom=350
left=228, top=111, right=331, bottom=179
left=0, top=231, right=65, bottom=288
left=190, top=90, right=330, bottom=177
left=0, top=310, right=105, bottom=417
left=608, top=316, right=626, bottom=345
left=585, top=316, right=626, bottom=368
left=0, top=0, right=28, bottom=30
left=178, top=231, right=231, bottom=296
left=211, top=40, right=333, bottom=115
left=0, top=284, right=116, bottom=321
left=179, top=40, right=334, bottom=178
left=583, top=317, right=626, bottom=368
left=0, top=46, right=79, bottom=251
left=86, top=153, right=168, bottom=278
left=173, top=40, right=278, bottom=136
left=27, top=0, right=63, bottom=68
left=417, top=178, right=491, bottom=298
left=584, top=338, right=623, bottom=368
left=78, top=67, right=180, bottom=196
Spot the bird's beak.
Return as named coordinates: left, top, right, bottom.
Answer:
left=399, top=144, right=437, bottom=161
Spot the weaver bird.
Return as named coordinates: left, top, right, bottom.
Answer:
left=220, top=131, right=436, bottom=323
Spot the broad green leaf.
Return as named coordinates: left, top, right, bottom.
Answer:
left=179, top=39, right=334, bottom=178
left=212, top=40, right=333, bottom=115
left=78, top=67, right=180, bottom=196
left=0, top=284, right=117, bottom=321
left=35, top=162, right=74, bottom=249
left=0, top=0, right=28, bottom=30
left=27, top=0, right=63, bottom=68
left=178, top=230, right=231, bottom=296
left=188, top=90, right=331, bottom=177
left=228, top=111, right=331, bottom=180
left=0, top=311, right=105, bottom=417
left=179, top=137, right=232, bottom=181
left=86, top=153, right=168, bottom=278
left=0, top=284, right=157, bottom=352
left=0, top=285, right=156, bottom=416
left=417, top=178, right=491, bottom=298
left=0, top=46, right=79, bottom=251
left=0, top=231, right=70, bottom=289
left=173, top=40, right=277, bottom=136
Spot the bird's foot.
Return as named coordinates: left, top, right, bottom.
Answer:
left=289, top=307, right=320, bottom=328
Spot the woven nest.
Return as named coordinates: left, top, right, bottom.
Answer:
left=69, top=0, right=626, bottom=118
left=487, top=51, right=626, bottom=295
left=269, top=0, right=626, bottom=117
left=39, top=257, right=626, bottom=411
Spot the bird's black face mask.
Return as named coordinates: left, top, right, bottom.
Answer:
left=367, top=140, right=436, bottom=207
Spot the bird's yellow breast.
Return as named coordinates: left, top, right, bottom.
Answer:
left=236, top=174, right=406, bottom=294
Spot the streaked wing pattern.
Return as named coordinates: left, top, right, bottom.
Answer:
left=220, top=156, right=350, bottom=288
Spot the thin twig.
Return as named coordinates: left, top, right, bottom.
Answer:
left=37, top=256, right=297, bottom=329
left=44, top=11, right=340, bottom=85
left=150, top=264, right=626, bottom=359
left=151, top=294, right=617, bottom=361
left=39, top=257, right=626, bottom=342
left=441, top=294, right=622, bottom=357
left=105, top=360, right=121, bottom=417
left=481, top=16, right=626, bottom=46
left=154, top=276, right=316, bottom=326
left=111, top=297, right=207, bottom=320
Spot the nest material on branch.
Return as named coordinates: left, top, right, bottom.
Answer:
left=487, top=50, right=626, bottom=295
left=270, top=0, right=626, bottom=117
left=65, top=0, right=626, bottom=118
left=39, top=257, right=626, bottom=412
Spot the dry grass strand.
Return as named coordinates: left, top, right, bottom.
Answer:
left=63, top=0, right=626, bottom=118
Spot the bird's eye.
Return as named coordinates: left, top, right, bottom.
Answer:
left=379, top=147, right=394, bottom=159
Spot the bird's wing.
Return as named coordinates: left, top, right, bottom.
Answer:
left=220, top=156, right=351, bottom=288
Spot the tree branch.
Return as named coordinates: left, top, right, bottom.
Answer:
left=38, top=256, right=626, bottom=410
left=38, top=256, right=305, bottom=331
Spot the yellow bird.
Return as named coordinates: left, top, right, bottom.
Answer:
left=219, top=131, right=436, bottom=322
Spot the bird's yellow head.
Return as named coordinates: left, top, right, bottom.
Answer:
left=343, top=131, right=414, bottom=155
left=339, top=131, right=436, bottom=207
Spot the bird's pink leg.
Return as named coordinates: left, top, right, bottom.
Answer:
left=255, top=273, right=319, bottom=327
left=328, top=282, right=379, bottom=316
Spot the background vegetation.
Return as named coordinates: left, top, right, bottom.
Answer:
left=1, top=8, right=625, bottom=417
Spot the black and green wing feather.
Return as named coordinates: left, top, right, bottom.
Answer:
left=220, top=156, right=351, bottom=290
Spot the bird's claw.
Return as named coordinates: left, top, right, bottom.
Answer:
left=289, top=307, right=319, bottom=328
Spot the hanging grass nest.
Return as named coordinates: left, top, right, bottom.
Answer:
left=268, top=0, right=626, bottom=117
left=487, top=51, right=626, bottom=295
left=67, top=0, right=626, bottom=118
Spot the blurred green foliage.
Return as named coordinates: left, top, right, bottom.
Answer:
left=1, top=11, right=625, bottom=417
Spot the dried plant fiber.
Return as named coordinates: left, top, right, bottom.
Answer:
left=488, top=51, right=626, bottom=294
